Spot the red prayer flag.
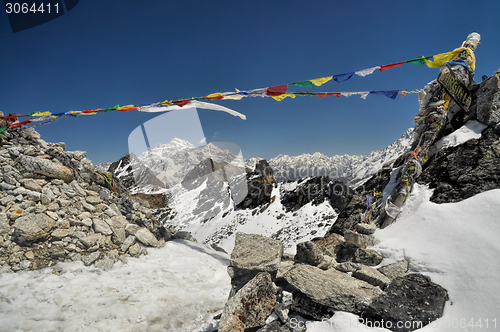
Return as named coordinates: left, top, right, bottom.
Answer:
left=117, top=107, right=139, bottom=112
left=82, top=108, right=101, bottom=114
left=266, top=85, right=288, bottom=96
left=316, top=93, right=341, bottom=98
left=380, top=62, right=405, bottom=72
left=173, top=100, right=192, bottom=107
left=8, top=118, right=32, bottom=128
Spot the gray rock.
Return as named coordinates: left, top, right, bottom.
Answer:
left=127, top=243, right=143, bottom=257
left=228, top=233, right=284, bottom=295
left=134, top=227, right=159, bottom=247
left=344, top=230, right=379, bottom=249
left=95, top=257, right=115, bottom=270
left=19, top=155, right=74, bottom=182
left=476, top=74, right=500, bottom=127
left=112, top=227, right=127, bottom=245
left=275, top=260, right=295, bottom=282
left=361, top=274, right=448, bottom=332
left=70, top=180, right=86, bottom=197
left=73, top=151, right=87, bottom=161
left=316, top=255, right=337, bottom=270
left=80, top=234, right=101, bottom=248
left=311, top=232, right=344, bottom=259
left=355, top=223, right=377, bottom=235
left=125, top=223, right=140, bottom=235
left=22, top=179, right=43, bottom=192
left=121, top=235, right=136, bottom=252
left=335, top=261, right=362, bottom=273
left=41, top=187, right=56, bottom=205
left=81, top=218, right=93, bottom=227
left=50, top=229, right=70, bottom=241
left=81, top=251, right=100, bottom=266
left=377, top=260, right=409, bottom=280
left=219, top=272, right=277, bottom=332
left=336, top=246, right=384, bottom=266
left=26, top=190, right=41, bottom=202
left=109, top=215, right=127, bottom=228
left=92, top=219, right=112, bottom=236
left=86, top=196, right=102, bottom=205
left=13, top=213, right=56, bottom=241
left=256, top=321, right=291, bottom=332
left=0, top=195, right=16, bottom=206
left=352, top=265, right=391, bottom=289
left=294, top=241, right=323, bottom=266
left=284, top=264, right=382, bottom=316
left=0, top=212, right=10, bottom=235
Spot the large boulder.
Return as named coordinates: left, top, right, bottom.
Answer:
left=476, top=72, right=500, bottom=127
left=13, top=213, right=56, bottom=242
left=219, top=272, right=277, bottom=332
left=227, top=232, right=283, bottom=295
left=361, top=274, right=448, bottom=332
left=283, top=264, right=382, bottom=316
left=19, top=155, right=74, bottom=182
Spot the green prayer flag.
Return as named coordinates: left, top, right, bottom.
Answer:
left=406, top=56, right=433, bottom=66
left=290, top=81, right=314, bottom=88
left=100, top=104, right=120, bottom=112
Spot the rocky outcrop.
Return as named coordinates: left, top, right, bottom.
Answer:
left=0, top=126, right=174, bottom=273
left=107, top=153, right=166, bottom=190
left=361, top=274, right=449, bottom=332
left=238, top=160, right=276, bottom=209
left=280, top=176, right=353, bottom=212
left=476, top=72, right=500, bottom=127
left=218, top=232, right=447, bottom=331
left=417, top=127, right=500, bottom=203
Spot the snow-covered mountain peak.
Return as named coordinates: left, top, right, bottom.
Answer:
left=269, top=128, right=414, bottom=185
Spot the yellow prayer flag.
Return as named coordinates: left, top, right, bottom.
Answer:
left=271, top=94, right=296, bottom=101
left=158, top=100, right=173, bottom=105
left=206, top=93, right=223, bottom=99
left=310, top=76, right=333, bottom=87
left=117, top=105, right=136, bottom=110
left=32, top=111, right=51, bottom=117
left=423, top=51, right=456, bottom=68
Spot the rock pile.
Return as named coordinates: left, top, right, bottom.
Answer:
left=217, top=231, right=447, bottom=332
left=0, top=126, right=173, bottom=273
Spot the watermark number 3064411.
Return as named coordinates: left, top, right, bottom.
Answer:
left=4, top=1, right=79, bottom=33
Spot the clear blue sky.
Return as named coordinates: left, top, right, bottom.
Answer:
left=1, top=0, right=499, bottom=164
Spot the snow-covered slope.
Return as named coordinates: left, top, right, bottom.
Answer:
left=0, top=240, right=231, bottom=332
left=166, top=179, right=338, bottom=254
left=269, top=128, right=414, bottom=186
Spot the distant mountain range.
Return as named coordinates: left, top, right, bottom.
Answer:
left=249, top=128, right=414, bottom=186
left=97, top=128, right=414, bottom=190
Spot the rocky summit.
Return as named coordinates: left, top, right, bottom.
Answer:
left=0, top=126, right=174, bottom=273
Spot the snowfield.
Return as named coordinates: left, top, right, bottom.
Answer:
left=0, top=240, right=231, bottom=332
